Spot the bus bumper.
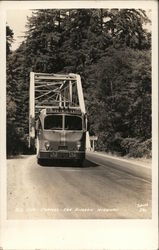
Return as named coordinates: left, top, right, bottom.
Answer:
left=37, top=151, right=85, bottom=160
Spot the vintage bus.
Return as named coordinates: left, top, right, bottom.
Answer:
left=36, top=107, right=87, bottom=165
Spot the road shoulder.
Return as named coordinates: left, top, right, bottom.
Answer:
left=86, top=151, right=152, bottom=182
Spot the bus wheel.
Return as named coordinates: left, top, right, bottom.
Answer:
left=37, top=158, right=44, bottom=166
left=78, top=159, right=84, bottom=167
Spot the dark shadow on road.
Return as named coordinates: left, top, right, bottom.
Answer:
left=38, top=159, right=98, bottom=168
left=7, top=154, right=32, bottom=160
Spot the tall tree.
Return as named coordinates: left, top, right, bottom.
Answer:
left=7, top=9, right=152, bottom=157
left=6, top=24, right=14, bottom=56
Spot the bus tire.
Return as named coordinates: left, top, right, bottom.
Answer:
left=78, top=159, right=84, bottom=167
left=37, top=158, right=44, bottom=165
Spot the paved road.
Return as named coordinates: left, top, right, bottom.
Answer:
left=7, top=153, right=151, bottom=219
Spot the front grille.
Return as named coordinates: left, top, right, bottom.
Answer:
left=58, top=152, right=69, bottom=158
left=58, top=146, right=68, bottom=150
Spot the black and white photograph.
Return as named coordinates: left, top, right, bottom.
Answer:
left=0, top=0, right=158, bottom=249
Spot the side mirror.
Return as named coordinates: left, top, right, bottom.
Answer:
left=35, top=120, right=39, bottom=130
left=87, top=120, right=90, bottom=131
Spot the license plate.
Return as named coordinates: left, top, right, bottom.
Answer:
left=58, top=152, right=69, bottom=158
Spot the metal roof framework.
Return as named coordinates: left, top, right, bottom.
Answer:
left=29, top=72, right=86, bottom=143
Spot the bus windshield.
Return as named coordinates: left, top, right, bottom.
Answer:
left=65, top=115, right=82, bottom=130
left=44, top=115, right=62, bottom=130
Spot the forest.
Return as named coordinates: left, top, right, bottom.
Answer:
left=7, top=9, right=151, bottom=158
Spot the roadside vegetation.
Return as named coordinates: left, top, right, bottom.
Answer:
left=7, top=9, right=151, bottom=158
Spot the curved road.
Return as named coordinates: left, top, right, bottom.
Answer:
left=7, top=153, right=151, bottom=219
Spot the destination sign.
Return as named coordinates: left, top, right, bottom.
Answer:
left=46, top=107, right=82, bottom=114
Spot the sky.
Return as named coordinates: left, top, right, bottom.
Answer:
left=6, top=9, right=152, bottom=51
left=7, top=9, right=33, bottom=50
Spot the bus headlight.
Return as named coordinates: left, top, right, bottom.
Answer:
left=76, top=141, right=81, bottom=150
left=45, top=141, right=50, bottom=150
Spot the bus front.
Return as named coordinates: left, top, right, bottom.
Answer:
left=36, top=108, right=86, bottom=165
